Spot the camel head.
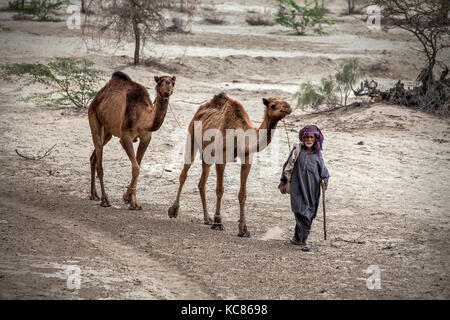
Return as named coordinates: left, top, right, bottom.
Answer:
left=262, top=97, right=292, bottom=121
left=154, top=75, right=176, bottom=99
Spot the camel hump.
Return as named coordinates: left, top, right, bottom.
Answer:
left=112, top=71, right=132, bottom=81
left=213, top=92, right=228, bottom=101
left=210, top=92, right=229, bottom=106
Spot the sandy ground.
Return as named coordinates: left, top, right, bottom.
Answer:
left=0, top=0, right=449, bottom=299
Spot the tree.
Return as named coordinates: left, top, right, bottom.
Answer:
left=0, top=58, right=101, bottom=109
left=8, top=0, right=70, bottom=21
left=274, top=0, right=333, bottom=35
left=83, top=0, right=168, bottom=65
left=335, top=59, right=364, bottom=106
left=347, top=0, right=355, bottom=14
left=376, top=0, right=449, bottom=85
left=373, top=0, right=449, bottom=113
left=295, top=59, right=364, bottom=110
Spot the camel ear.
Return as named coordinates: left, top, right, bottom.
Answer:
left=263, top=98, right=270, bottom=107
left=154, top=76, right=160, bottom=83
left=172, top=75, right=176, bottom=83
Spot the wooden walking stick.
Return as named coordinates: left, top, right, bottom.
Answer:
left=321, top=180, right=327, bottom=240
left=281, top=118, right=291, bottom=151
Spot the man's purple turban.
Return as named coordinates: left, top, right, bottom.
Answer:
left=299, top=125, right=324, bottom=151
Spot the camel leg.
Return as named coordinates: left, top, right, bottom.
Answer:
left=136, top=134, right=151, bottom=166
left=89, top=108, right=110, bottom=207
left=120, top=136, right=141, bottom=210
left=238, top=163, right=252, bottom=237
left=168, top=163, right=191, bottom=218
left=198, top=160, right=212, bottom=225
left=123, top=134, right=151, bottom=208
left=212, top=163, right=226, bottom=231
left=89, top=151, right=100, bottom=201
left=90, top=133, right=112, bottom=201
left=168, top=132, right=197, bottom=219
left=95, top=145, right=110, bottom=207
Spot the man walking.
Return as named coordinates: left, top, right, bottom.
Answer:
left=279, top=125, right=329, bottom=251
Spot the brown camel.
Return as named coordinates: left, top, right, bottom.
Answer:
left=88, top=71, right=176, bottom=209
left=168, top=92, right=292, bottom=237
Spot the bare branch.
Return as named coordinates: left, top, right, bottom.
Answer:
left=15, top=144, right=57, bottom=161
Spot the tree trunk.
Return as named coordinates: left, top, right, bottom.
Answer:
left=180, top=0, right=185, bottom=12
left=129, top=0, right=141, bottom=65
left=347, top=0, right=355, bottom=14
left=132, top=20, right=140, bottom=65
left=81, top=0, right=86, bottom=13
left=439, top=0, right=449, bottom=24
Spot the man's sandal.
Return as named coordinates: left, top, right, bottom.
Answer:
left=301, top=243, right=310, bottom=252
left=290, top=238, right=302, bottom=245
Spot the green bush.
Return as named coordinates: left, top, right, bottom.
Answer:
left=1, top=57, right=102, bottom=109
left=295, top=59, right=364, bottom=109
left=295, top=81, right=324, bottom=109
left=274, top=0, right=333, bottom=35
left=7, top=0, right=71, bottom=22
left=335, top=59, right=365, bottom=106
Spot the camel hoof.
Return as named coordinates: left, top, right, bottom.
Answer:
left=212, top=224, right=225, bottom=231
left=90, top=195, right=100, bottom=201
left=123, top=193, right=131, bottom=204
left=238, top=231, right=251, bottom=238
left=168, top=204, right=179, bottom=218
left=128, top=203, right=142, bottom=210
left=100, top=200, right=111, bottom=207
left=204, top=217, right=213, bottom=225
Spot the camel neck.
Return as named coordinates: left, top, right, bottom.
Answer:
left=255, top=113, right=278, bottom=152
left=149, top=95, right=169, bottom=131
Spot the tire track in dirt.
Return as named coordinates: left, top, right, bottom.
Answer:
left=0, top=196, right=213, bottom=300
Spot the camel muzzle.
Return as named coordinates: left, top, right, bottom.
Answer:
left=281, top=108, right=292, bottom=118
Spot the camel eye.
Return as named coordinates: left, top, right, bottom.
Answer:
left=270, top=105, right=276, bottom=110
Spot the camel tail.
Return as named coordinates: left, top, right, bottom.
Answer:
left=112, top=71, right=132, bottom=81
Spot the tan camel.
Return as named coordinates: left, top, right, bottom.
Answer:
left=168, top=92, right=292, bottom=237
left=88, top=71, right=176, bottom=209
